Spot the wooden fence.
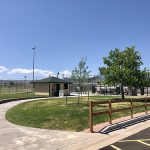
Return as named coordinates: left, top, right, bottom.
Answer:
left=89, top=98, right=150, bottom=133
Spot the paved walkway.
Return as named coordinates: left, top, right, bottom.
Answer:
left=1, top=99, right=150, bottom=150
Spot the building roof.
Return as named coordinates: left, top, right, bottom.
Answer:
left=35, top=77, right=73, bottom=84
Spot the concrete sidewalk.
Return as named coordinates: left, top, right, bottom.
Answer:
left=0, top=99, right=150, bottom=150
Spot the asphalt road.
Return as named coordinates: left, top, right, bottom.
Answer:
left=101, top=127, right=150, bottom=150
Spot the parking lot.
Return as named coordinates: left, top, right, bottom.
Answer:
left=101, top=127, right=150, bottom=150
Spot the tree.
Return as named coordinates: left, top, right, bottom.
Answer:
left=138, top=68, right=150, bottom=95
left=99, top=46, right=143, bottom=99
left=71, top=57, right=91, bottom=99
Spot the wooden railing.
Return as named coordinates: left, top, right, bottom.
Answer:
left=89, top=98, right=150, bottom=133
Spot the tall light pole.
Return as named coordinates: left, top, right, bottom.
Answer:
left=32, top=47, right=36, bottom=93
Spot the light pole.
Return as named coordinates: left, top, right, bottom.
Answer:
left=32, top=47, right=36, bottom=93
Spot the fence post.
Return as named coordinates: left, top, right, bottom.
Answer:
left=130, top=98, right=133, bottom=119
left=145, top=98, right=147, bottom=115
left=108, top=100, right=112, bottom=124
left=16, top=82, right=17, bottom=94
left=0, top=85, right=1, bottom=95
left=89, top=101, right=93, bottom=133
left=9, top=86, right=10, bottom=94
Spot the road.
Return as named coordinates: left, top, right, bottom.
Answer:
left=101, top=127, right=150, bottom=150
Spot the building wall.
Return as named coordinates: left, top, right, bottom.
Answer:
left=60, top=83, right=64, bottom=90
left=35, top=83, right=49, bottom=95
left=35, top=92, right=49, bottom=96
left=49, top=83, right=52, bottom=96
left=35, top=82, right=71, bottom=96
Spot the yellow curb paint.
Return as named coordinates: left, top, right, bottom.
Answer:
left=110, top=145, right=122, bottom=150
left=138, top=140, right=150, bottom=147
left=119, top=139, right=150, bottom=142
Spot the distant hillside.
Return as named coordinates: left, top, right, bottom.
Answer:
left=64, top=75, right=103, bottom=83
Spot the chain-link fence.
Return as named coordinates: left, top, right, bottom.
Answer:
left=0, top=80, right=33, bottom=95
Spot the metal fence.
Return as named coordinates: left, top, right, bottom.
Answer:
left=0, top=80, right=33, bottom=95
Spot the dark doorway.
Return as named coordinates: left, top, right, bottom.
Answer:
left=55, top=84, right=60, bottom=96
left=52, top=84, right=60, bottom=96
left=64, top=83, right=68, bottom=89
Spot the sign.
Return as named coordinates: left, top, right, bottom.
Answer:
left=59, top=90, right=64, bottom=97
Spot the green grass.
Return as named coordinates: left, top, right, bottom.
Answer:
left=0, top=92, right=45, bottom=101
left=89, top=95, right=121, bottom=100
left=0, top=86, right=31, bottom=94
left=6, top=96, right=148, bottom=132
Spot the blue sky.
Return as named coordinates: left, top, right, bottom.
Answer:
left=0, top=0, right=150, bottom=80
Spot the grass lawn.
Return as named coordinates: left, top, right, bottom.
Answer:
left=0, top=92, right=46, bottom=102
left=6, top=95, right=148, bottom=132
left=89, top=95, right=122, bottom=100
left=0, top=86, right=26, bottom=94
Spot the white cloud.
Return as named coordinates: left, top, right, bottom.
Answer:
left=0, top=65, right=72, bottom=79
left=60, top=70, right=71, bottom=78
left=8, top=68, right=55, bottom=77
left=0, top=66, right=8, bottom=73
left=8, top=68, right=32, bottom=74
left=34, top=69, right=55, bottom=77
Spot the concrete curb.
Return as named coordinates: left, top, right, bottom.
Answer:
left=100, top=114, right=150, bottom=134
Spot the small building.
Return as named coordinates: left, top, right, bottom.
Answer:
left=34, top=77, right=72, bottom=96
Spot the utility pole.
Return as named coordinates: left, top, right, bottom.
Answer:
left=32, top=47, right=36, bottom=93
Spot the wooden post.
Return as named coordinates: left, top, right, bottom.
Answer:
left=130, top=98, right=133, bottom=119
left=89, top=101, right=93, bottom=133
left=108, top=100, right=112, bottom=124
left=145, top=98, right=147, bottom=115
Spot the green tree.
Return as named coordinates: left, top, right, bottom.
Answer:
left=71, top=57, right=91, bottom=99
left=138, top=68, right=150, bottom=95
left=100, top=46, right=143, bottom=99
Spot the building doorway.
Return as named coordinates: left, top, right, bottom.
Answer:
left=52, top=84, right=60, bottom=96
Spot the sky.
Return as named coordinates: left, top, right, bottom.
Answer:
left=0, top=0, right=150, bottom=80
